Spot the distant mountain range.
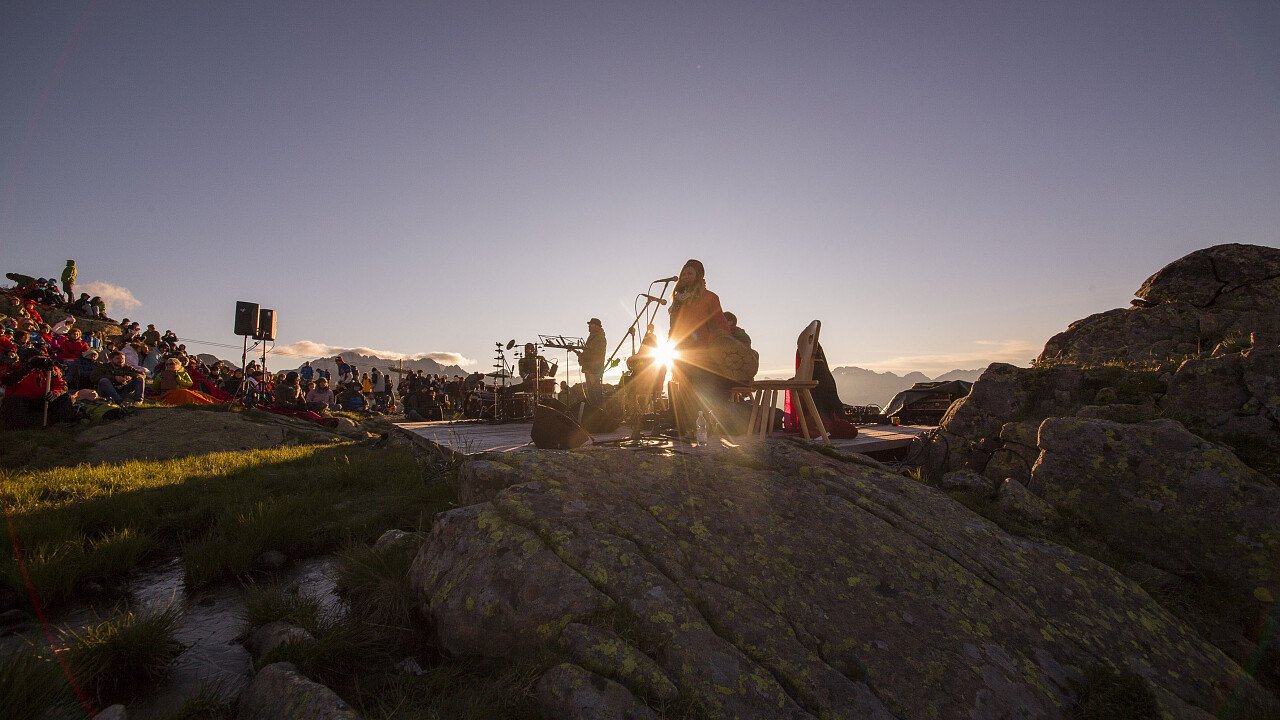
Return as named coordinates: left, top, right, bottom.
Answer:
left=830, top=366, right=985, bottom=407
left=289, top=352, right=466, bottom=379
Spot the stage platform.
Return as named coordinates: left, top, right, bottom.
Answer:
left=395, top=419, right=933, bottom=456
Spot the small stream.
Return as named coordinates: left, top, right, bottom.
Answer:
left=3, top=554, right=344, bottom=719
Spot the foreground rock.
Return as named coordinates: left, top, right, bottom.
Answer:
left=237, top=662, right=357, bottom=720
left=411, top=442, right=1277, bottom=719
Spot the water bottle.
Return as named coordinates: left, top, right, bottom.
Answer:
left=695, top=410, right=709, bottom=447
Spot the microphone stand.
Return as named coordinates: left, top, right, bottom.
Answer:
left=605, top=281, right=672, bottom=370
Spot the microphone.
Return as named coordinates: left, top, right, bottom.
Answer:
left=653, top=275, right=678, bottom=283
left=641, top=294, right=668, bottom=306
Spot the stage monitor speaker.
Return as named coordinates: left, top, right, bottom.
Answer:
left=234, top=301, right=260, bottom=337
left=255, top=308, right=276, bottom=341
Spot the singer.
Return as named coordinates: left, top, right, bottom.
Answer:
left=668, top=258, right=734, bottom=434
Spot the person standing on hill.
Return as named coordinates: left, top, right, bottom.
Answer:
left=61, top=260, right=77, bottom=300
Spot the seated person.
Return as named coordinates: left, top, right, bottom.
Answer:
left=514, top=343, right=551, bottom=392
left=1, top=353, right=77, bottom=428
left=305, top=377, right=336, bottom=413
left=71, top=293, right=94, bottom=316
left=723, top=312, right=752, bottom=348
left=91, top=351, right=145, bottom=404
left=272, top=371, right=307, bottom=410
left=337, top=382, right=369, bottom=413
left=150, top=356, right=218, bottom=406
left=53, top=328, right=90, bottom=363
left=69, top=349, right=100, bottom=390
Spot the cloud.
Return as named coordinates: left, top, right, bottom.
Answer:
left=79, top=281, right=141, bottom=315
left=851, top=339, right=1040, bottom=376
left=271, top=340, right=473, bottom=367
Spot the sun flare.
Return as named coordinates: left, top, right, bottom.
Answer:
left=653, top=339, right=678, bottom=369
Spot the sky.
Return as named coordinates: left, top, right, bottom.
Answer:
left=3, top=1, right=1278, bottom=379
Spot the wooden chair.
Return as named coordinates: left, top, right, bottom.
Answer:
left=745, top=320, right=829, bottom=443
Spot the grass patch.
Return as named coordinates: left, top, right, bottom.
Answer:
left=158, top=679, right=233, bottom=720
left=335, top=538, right=422, bottom=627
left=2, top=443, right=458, bottom=606
left=353, top=657, right=547, bottom=720
left=241, top=584, right=325, bottom=635
left=0, top=644, right=76, bottom=718
left=1071, top=665, right=1160, bottom=720
left=61, top=606, right=183, bottom=706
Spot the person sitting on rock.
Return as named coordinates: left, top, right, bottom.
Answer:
left=49, top=315, right=76, bottom=336
left=0, top=352, right=77, bottom=428
left=150, top=356, right=219, bottom=406
left=141, top=324, right=161, bottom=347
left=53, top=327, right=89, bottom=363
left=92, top=350, right=145, bottom=405
left=69, top=349, right=99, bottom=389
left=273, top=371, right=308, bottom=410
left=305, top=376, right=336, bottom=413
left=71, top=293, right=94, bottom=316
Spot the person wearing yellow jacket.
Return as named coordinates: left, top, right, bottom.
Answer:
left=150, top=357, right=218, bottom=406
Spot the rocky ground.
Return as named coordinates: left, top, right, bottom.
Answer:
left=403, top=244, right=1279, bottom=719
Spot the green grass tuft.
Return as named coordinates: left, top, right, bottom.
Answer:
left=240, top=584, right=324, bottom=636
left=335, top=539, right=422, bottom=627
left=158, top=678, right=233, bottom=720
left=61, top=606, right=183, bottom=706
left=0, top=644, right=76, bottom=718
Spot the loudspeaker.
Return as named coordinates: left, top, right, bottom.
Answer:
left=254, top=308, right=276, bottom=341
left=234, top=301, right=260, bottom=337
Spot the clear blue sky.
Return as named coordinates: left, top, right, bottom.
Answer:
left=3, top=1, right=1278, bottom=377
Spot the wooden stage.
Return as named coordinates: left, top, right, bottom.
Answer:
left=395, top=419, right=933, bottom=456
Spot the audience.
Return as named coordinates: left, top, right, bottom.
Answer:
left=1, top=265, right=480, bottom=430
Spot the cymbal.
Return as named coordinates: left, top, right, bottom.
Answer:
left=486, top=371, right=512, bottom=378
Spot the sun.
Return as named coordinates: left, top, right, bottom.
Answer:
left=652, top=338, right=678, bottom=369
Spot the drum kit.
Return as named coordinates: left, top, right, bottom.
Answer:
left=481, top=339, right=557, bottom=423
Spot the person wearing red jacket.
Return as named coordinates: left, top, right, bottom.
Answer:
left=1, top=354, right=76, bottom=428
left=53, top=328, right=90, bottom=363
left=667, top=258, right=735, bottom=433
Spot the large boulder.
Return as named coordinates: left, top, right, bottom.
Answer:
left=1038, top=244, right=1280, bottom=368
left=410, top=442, right=1277, bottom=719
left=1030, top=418, right=1279, bottom=630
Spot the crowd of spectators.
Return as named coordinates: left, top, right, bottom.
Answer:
left=0, top=263, right=501, bottom=431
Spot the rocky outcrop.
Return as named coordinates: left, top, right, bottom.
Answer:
left=1031, top=418, right=1279, bottom=652
left=1038, top=243, right=1280, bottom=368
left=236, top=662, right=357, bottom=720
left=75, top=408, right=346, bottom=465
left=410, top=442, right=1277, bottom=719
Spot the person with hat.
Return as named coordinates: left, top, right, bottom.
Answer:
left=1, top=351, right=76, bottom=428
left=61, top=260, right=77, bottom=300
left=668, top=258, right=733, bottom=432
left=574, top=318, right=607, bottom=402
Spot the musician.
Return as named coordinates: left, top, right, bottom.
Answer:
left=515, top=343, right=550, bottom=392
left=574, top=318, right=606, bottom=401
left=626, top=324, right=663, bottom=408
left=669, top=258, right=733, bottom=431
